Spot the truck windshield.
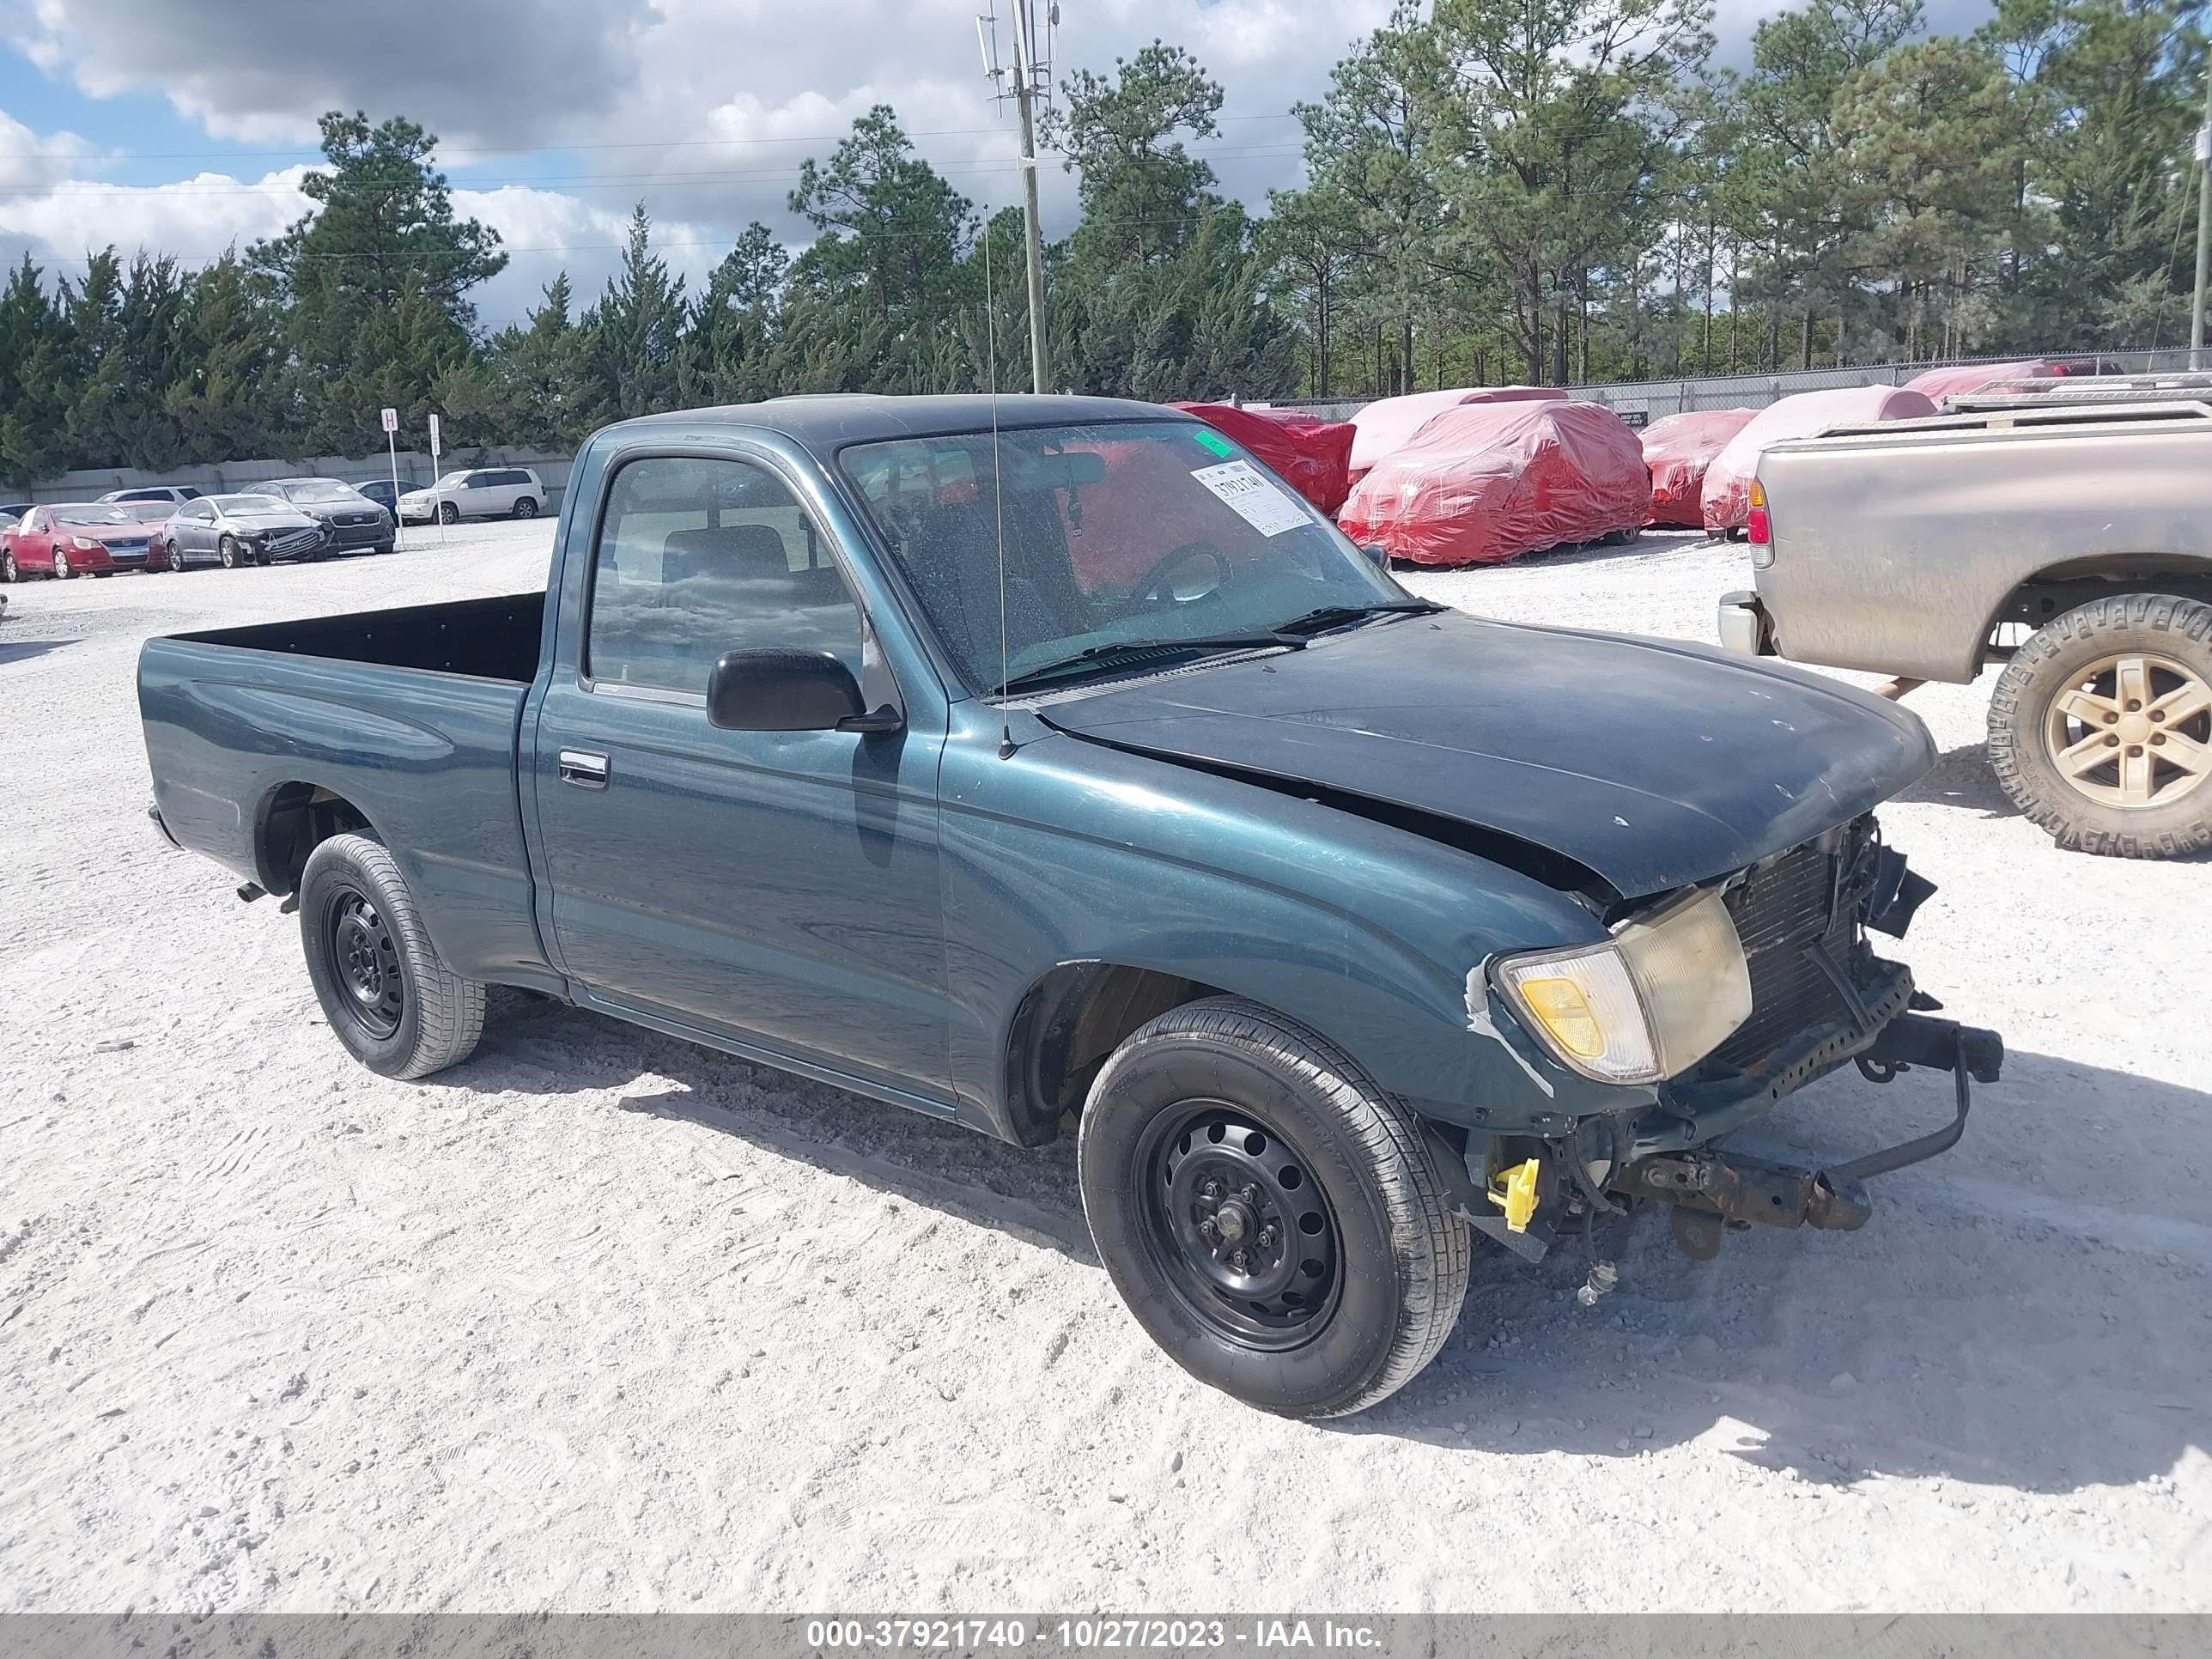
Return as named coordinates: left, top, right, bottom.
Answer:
left=840, top=419, right=1411, bottom=694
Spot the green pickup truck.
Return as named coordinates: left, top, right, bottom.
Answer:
left=141, top=395, right=2000, bottom=1416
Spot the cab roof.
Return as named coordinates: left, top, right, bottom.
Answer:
left=607, top=394, right=1192, bottom=455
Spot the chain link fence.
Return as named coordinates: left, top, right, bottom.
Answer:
left=1264, top=347, right=2207, bottom=426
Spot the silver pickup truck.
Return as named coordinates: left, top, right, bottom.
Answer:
left=1717, top=380, right=2212, bottom=859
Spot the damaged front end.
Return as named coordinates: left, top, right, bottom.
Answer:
left=1449, top=815, right=2002, bottom=1267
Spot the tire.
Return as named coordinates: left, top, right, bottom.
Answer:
left=52, top=549, right=72, bottom=580
left=1077, top=996, right=1471, bottom=1418
left=218, top=536, right=240, bottom=569
left=374, top=542, right=395, bottom=556
left=1988, top=592, right=2212, bottom=859
left=438, top=501, right=459, bottom=526
left=298, top=833, right=486, bottom=1079
left=1, top=550, right=15, bottom=583
left=511, top=496, right=538, bottom=520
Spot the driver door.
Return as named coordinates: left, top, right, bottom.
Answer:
left=530, top=448, right=951, bottom=1107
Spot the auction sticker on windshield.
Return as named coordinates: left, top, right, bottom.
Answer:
left=1191, top=459, right=1307, bottom=537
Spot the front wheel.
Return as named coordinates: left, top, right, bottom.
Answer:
left=373, top=541, right=395, bottom=556
left=1, top=550, right=15, bottom=583
left=52, top=549, right=72, bottom=580
left=298, top=833, right=485, bottom=1079
left=1988, top=593, right=2212, bottom=858
left=218, top=536, right=240, bottom=569
left=437, top=501, right=459, bottom=526
left=1078, top=997, right=1470, bottom=1418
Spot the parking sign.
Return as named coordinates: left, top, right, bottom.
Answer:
left=380, top=407, right=398, bottom=434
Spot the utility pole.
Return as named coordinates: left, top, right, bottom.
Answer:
left=980, top=3, right=1054, bottom=392
left=2192, top=60, right=2212, bottom=370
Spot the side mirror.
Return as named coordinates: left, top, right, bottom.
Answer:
left=706, top=648, right=901, bottom=734
left=1360, top=543, right=1390, bottom=568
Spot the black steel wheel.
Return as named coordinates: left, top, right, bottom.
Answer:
left=1140, top=1104, right=1340, bottom=1348
left=1079, top=996, right=1470, bottom=1418
left=325, top=887, right=405, bottom=1041
left=298, top=832, right=485, bottom=1079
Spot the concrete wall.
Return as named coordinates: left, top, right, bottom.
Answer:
left=17, top=448, right=576, bottom=507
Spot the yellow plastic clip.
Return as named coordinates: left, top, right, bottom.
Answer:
left=1488, top=1158, right=1541, bottom=1234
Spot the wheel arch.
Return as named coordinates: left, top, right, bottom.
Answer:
left=1978, top=552, right=2212, bottom=672
left=253, top=779, right=386, bottom=896
left=999, top=961, right=1231, bottom=1146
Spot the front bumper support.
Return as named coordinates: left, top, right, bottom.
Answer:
left=1613, top=1012, right=2002, bottom=1246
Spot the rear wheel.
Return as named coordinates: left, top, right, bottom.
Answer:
left=1078, top=996, right=1470, bottom=1418
left=511, top=496, right=538, bottom=520
left=1988, top=593, right=2212, bottom=858
left=299, top=833, right=485, bottom=1079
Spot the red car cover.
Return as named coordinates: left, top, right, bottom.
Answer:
left=1640, top=408, right=1756, bottom=527
left=1346, top=386, right=1565, bottom=481
left=1337, top=400, right=1651, bottom=567
left=1701, top=385, right=1939, bottom=533
left=1172, top=402, right=1356, bottom=515
left=1902, top=360, right=2067, bottom=404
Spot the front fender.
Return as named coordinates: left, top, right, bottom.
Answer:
left=939, top=713, right=1622, bottom=1136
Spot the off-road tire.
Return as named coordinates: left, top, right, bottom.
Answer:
left=1988, top=592, right=2212, bottom=859
left=299, top=832, right=485, bottom=1079
left=1078, top=995, right=1471, bottom=1418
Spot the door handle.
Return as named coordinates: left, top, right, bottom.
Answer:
left=558, top=750, right=610, bottom=789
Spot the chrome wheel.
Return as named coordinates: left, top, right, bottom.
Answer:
left=2042, top=650, right=2212, bottom=811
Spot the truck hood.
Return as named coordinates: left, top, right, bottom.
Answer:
left=1035, top=610, right=1936, bottom=897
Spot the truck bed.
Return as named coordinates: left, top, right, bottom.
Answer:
left=139, top=592, right=556, bottom=993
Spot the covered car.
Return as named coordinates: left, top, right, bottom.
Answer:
left=1347, top=385, right=1566, bottom=482
left=1172, top=401, right=1357, bottom=515
left=1902, top=360, right=2069, bottom=404
left=1338, top=398, right=1651, bottom=567
left=1701, top=386, right=1938, bottom=534
left=1641, top=407, right=1757, bottom=527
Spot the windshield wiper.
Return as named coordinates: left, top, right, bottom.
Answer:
left=1273, top=600, right=1445, bottom=637
left=994, top=634, right=1303, bottom=696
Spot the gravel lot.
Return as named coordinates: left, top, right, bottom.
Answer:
left=2, top=521, right=2206, bottom=1613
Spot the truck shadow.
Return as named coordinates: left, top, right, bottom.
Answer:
left=1893, top=742, right=2020, bottom=817
left=456, top=994, right=2209, bottom=1495
left=0, top=637, right=75, bottom=668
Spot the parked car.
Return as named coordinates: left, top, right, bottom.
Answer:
left=1338, top=399, right=1652, bottom=564
left=397, top=466, right=544, bottom=524
left=141, top=394, right=2000, bottom=1419
left=1718, top=380, right=2212, bottom=859
left=1702, top=386, right=1938, bottom=535
left=0, top=507, right=21, bottom=531
left=156, top=494, right=332, bottom=569
left=350, top=478, right=401, bottom=514
left=254, top=477, right=397, bottom=554
left=98, top=485, right=204, bottom=506
left=3, top=502, right=163, bottom=579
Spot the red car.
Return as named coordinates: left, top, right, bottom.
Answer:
left=1, top=502, right=164, bottom=580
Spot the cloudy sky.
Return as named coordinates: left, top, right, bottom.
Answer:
left=0, top=0, right=1984, bottom=329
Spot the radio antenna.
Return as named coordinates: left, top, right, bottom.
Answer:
left=985, top=222, right=1016, bottom=758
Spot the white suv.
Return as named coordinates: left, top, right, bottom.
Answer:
left=397, top=467, right=545, bottom=525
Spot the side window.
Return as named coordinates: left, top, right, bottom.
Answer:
left=586, top=454, right=862, bottom=696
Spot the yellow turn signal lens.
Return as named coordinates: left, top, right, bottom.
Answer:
left=1516, top=976, right=1606, bottom=1059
